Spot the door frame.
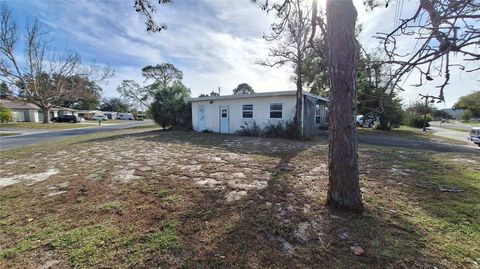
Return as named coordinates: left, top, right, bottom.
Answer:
left=219, top=105, right=230, bottom=134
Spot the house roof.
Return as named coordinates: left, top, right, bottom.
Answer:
left=51, top=106, right=76, bottom=111
left=0, top=99, right=40, bottom=110
left=187, top=90, right=328, bottom=102
left=76, top=110, right=103, bottom=113
left=0, top=99, right=76, bottom=111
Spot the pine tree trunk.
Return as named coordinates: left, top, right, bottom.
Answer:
left=326, top=0, right=363, bottom=212
left=42, top=107, right=51, bottom=124
left=294, top=65, right=303, bottom=133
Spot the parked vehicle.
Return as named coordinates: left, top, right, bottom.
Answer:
left=91, top=115, right=108, bottom=121
left=469, top=127, right=480, bottom=147
left=52, top=115, right=82, bottom=123
left=356, top=115, right=375, bottom=128
left=118, top=113, right=134, bottom=120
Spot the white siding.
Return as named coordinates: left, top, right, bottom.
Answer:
left=11, top=110, right=25, bottom=122
left=191, top=95, right=297, bottom=134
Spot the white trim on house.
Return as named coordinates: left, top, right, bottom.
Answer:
left=187, top=90, right=328, bottom=103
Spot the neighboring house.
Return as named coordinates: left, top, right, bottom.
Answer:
left=0, top=99, right=75, bottom=122
left=442, top=108, right=465, bottom=120
left=187, top=90, right=328, bottom=136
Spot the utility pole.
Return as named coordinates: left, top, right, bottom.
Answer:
left=419, top=94, right=443, bottom=132
left=218, top=87, right=221, bottom=96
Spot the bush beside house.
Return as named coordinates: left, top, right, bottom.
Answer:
left=237, top=120, right=302, bottom=139
left=0, top=104, right=13, bottom=123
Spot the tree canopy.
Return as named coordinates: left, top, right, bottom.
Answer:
left=0, top=4, right=112, bottom=123
left=233, top=83, right=255, bottom=95
left=454, top=91, right=480, bottom=118
left=100, top=97, right=131, bottom=113
left=142, top=63, right=183, bottom=87
left=150, top=81, right=191, bottom=128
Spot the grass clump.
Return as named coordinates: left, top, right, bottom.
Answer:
left=101, top=201, right=123, bottom=212
left=49, top=224, right=117, bottom=268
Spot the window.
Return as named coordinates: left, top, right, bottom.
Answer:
left=242, top=104, right=253, bottom=118
left=270, top=103, right=282, bottom=118
left=221, top=108, right=228, bottom=118
left=315, top=105, right=322, bottom=124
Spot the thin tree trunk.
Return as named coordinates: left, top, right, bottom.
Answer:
left=326, top=0, right=363, bottom=212
left=294, top=64, right=303, bottom=133
left=42, top=107, right=51, bottom=124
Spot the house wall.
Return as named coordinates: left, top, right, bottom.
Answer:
left=11, top=109, right=26, bottom=122
left=191, top=95, right=298, bottom=134
left=303, top=96, right=327, bottom=136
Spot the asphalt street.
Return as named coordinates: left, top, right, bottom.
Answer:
left=0, top=120, right=154, bottom=151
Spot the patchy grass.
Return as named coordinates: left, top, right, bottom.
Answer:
left=0, top=128, right=478, bottom=268
left=0, top=122, right=95, bottom=130
left=0, top=132, right=18, bottom=136
left=124, top=124, right=160, bottom=130
left=457, top=120, right=480, bottom=127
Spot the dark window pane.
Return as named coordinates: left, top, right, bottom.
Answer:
left=315, top=116, right=321, bottom=124
left=242, top=104, right=253, bottom=110
left=270, top=103, right=282, bottom=110
left=243, top=112, right=253, bottom=118
left=270, top=111, right=282, bottom=118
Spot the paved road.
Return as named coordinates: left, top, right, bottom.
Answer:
left=430, top=120, right=479, bottom=131
left=429, top=126, right=470, bottom=142
left=0, top=120, right=154, bottom=151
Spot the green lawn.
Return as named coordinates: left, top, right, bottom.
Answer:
left=453, top=120, right=480, bottom=127
left=0, top=132, right=19, bottom=137
left=0, top=128, right=478, bottom=268
left=0, top=122, right=97, bottom=130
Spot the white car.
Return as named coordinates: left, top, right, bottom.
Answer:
left=469, top=127, right=480, bottom=147
left=91, top=115, right=108, bottom=121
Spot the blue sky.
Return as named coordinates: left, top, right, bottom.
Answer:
left=8, top=0, right=479, bottom=108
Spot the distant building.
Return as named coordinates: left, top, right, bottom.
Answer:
left=442, top=108, right=466, bottom=120
left=0, top=99, right=75, bottom=122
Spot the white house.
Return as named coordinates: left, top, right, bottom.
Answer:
left=0, top=99, right=75, bottom=122
left=187, top=90, right=328, bottom=136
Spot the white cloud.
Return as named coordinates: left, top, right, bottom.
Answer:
left=11, top=0, right=478, bottom=106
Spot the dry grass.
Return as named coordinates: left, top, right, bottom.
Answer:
left=0, top=129, right=479, bottom=268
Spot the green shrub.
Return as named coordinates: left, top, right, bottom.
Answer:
left=404, top=113, right=432, bottom=128
left=284, top=120, right=302, bottom=138
left=461, top=110, right=473, bottom=121
left=0, top=104, right=13, bottom=123
left=263, top=121, right=286, bottom=138
left=237, top=121, right=261, bottom=137
left=150, top=82, right=191, bottom=129
left=236, top=120, right=302, bottom=139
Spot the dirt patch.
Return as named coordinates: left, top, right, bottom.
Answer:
left=0, top=168, right=59, bottom=188
left=1, top=130, right=479, bottom=269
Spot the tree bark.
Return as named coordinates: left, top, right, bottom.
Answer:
left=326, top=0, right=363, bottom=212
left=42, top=107, right=51, bottom=124
left=294, top=63, right=303, bottom=133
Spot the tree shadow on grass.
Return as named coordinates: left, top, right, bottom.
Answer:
left=76, top=129, right=444, bottom=268
left=316, top=130, right=478, bottom=153
left=138, top=162, right=438, bottom=268
left=74, top=131, right=468, bottom=268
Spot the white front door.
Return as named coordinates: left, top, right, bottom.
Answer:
left=198, top=105, right=206, bottom=131
left=219, top=105, right=229, bottom=134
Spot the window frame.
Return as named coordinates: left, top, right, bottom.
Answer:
left=269, top=103, right=283, bottom=119
left=315, top=104, right=321, bottom=124
left=242, top=104, right=254, bottom=119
